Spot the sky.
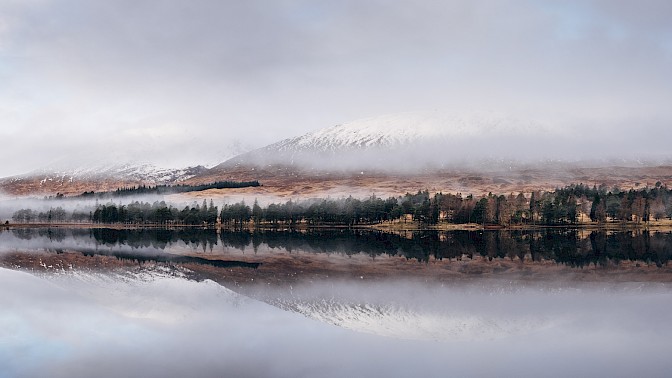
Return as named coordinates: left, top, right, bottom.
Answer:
left=0, top=0, right=671, bottom=176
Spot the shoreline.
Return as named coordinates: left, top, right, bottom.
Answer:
left=3, top=221, right=672, bottom=232
left=3, top=221, right=672, bottom=284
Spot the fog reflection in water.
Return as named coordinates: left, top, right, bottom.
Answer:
left=1, top=267, right=672, bottom=378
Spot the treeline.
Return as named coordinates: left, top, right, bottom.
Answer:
left=79, top=180, right=261, bottom=198
left=11, top=207, right=90, bottom=223
left=11, top=200, right=219, bottom=225
left=11, top=183, right=672, bottom=227
left=221, top=183, right=672, bottom=227
left=92, top=200, right=219, bottom=225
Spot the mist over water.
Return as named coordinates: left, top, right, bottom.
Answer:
left=0, top=194, right=214, bottom=222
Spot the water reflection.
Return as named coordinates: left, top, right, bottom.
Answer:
left=4, top=266, right=672, bottom=378
left=2, top=227, right=672, bottom=268
left=2, top=228, right=255, bottom=269
left=3, top=227, right=672, bottom=378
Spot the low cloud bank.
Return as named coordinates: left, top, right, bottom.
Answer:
left=226, top=112, right=672, bottom=174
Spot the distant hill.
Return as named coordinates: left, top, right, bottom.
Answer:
left=3, top=110, right=672, bottom=197
left=0, top=163, right=208, bottom=196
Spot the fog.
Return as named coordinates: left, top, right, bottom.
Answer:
left=218, top=109, right=672, bottom=174
left=1, top=0, right=671, bottom=176
left=0, top=193, right=307, bottom=223
left=0, top=194, right=213, bottom=222
left=0, top=197, right=93, bottom=222
left=1, top=267, right=671, bottom=378
left=244, top=138, right=672, bottom=174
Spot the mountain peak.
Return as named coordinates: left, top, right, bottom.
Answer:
left=280, top=110, right=551, bottom=153
left=217, top=110, right=561, bottom=172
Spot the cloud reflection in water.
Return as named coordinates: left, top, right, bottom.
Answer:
left=1, top=267, right=671, bottom=378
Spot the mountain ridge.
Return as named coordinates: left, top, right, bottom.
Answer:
left=0, top=163, right=208, bottom=196
left=3, top=111, right=672, bottom=197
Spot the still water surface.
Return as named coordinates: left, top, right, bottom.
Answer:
left=3, top=227, right=672, bottom=267
left=1, top=227, right=672, bottom=378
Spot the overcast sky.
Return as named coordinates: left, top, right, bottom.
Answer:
left=1, top=0, right=671, bottom=176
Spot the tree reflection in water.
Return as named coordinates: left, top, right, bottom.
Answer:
left=4, top=227, right=672, bottom=268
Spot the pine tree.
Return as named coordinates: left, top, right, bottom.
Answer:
left=252, top=199, right=263, bottom=224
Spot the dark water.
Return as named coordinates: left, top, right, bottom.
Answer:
left=2, top=227, right=671, bottom=268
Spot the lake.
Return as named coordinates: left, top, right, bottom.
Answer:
left=1, top=227, right=672, bottom=377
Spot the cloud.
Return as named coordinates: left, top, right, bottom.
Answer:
left=0, top=0, right=671, bottom=176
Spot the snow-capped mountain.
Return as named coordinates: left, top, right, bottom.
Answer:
left=0, top=139, right=254, bottom=196
left=215, top=110, right=565, bottom=172
left=29, top=162, right=207, bottom=183
left=0, top=162, right=208, bottom=196
left=274, top=111, right=550, bottom=151
left=213, top=109, right=672, bottom=175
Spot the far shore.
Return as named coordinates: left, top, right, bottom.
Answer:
left=3, top=220, right=672, bottom=232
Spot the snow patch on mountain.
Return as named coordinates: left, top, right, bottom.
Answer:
left=0, top=138, right=251, bottom=186
left=275, top=111, right=551, bottom=152
left=8, top=162, right=207, bottom=186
